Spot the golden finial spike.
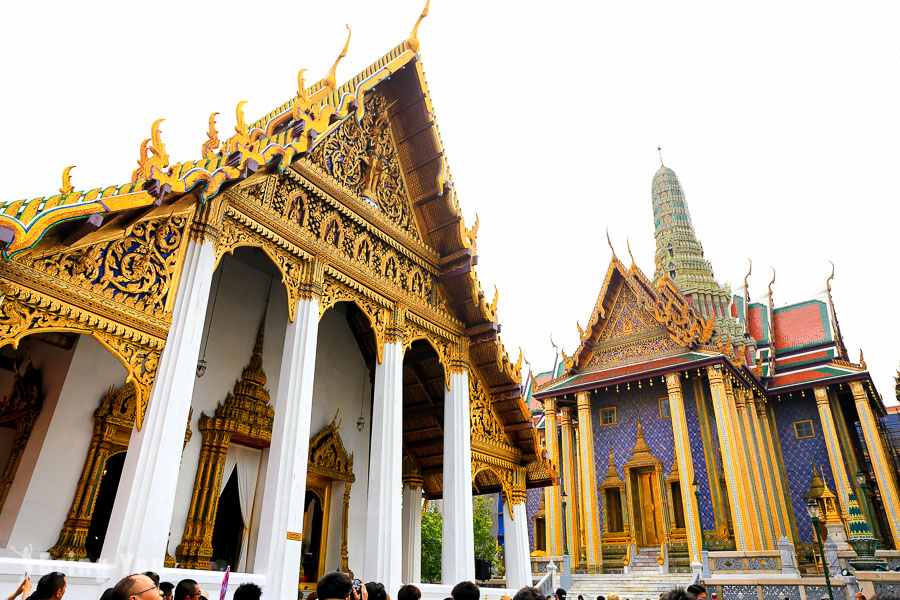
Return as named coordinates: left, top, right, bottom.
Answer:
left=859, top=348, right=866, bottom=369
left=235, top=101, right=248, bottom=134
left=326, top=25, right=352, bottom=92
left=768, top=268, right=776, bottom=297
left=658, top=145, right=664, bottom=167
left=202, top=112, right=220, bottom=159
left=490, top=285, right=499, bottom=315
left=606, top=227, right=616, bottom=260
left=744, top=258, right=752, bottom=290
left=60, top=165, right=75, bottom=195
left=550, top=334, right=558, bottom=352
left=407, top=0, right=430, bottom=54
left=826, top=261, right=835, bottom=293
left=297, top=68, right=308, bottom=100
left=627, top=237, right=636, bottom=269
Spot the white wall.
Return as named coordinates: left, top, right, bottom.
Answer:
left=2, top=336, right=127, bottom=552
left=168, top=252, right=289, bottom=560
left=311, top=306, right=371, bottom=578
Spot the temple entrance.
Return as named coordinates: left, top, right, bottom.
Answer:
left=210, top=470, right=244, bottom=569
left=300, top=479, right=329, bottom=585
left=84, top=451, right=125, bottom=561
left=632, top=467, right=663, bottom=547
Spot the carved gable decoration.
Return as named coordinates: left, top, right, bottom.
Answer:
left=308, top=412, right=355, bottom=483
left=597, top=285, right=660, bottom=342
left=469, top=371, right=517, bottom=456
left=309, top=94, right=420, bottom=240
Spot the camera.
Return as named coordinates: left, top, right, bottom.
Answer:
left=351, top=579, right=363, bottom=597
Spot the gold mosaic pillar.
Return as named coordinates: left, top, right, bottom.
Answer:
left=665, top=373, right=703, bottom=567
left=734, top=387, right=775, bottom=549
left=756, top=398, right=798, bottom=542
left=747, top=394, right=787, bottom=540
left=850, top=380, right=900, bottom=546
left=576, top=391, right=602, bottom=569
left=560, top=406, right=581, bottom=565
left=723, top=376, right=763, bottom=550
left=543, top=398, right=564, bottom=556
left=706, top=365, right=752, bottom=551
left=813, top=386, right=853, bottom=520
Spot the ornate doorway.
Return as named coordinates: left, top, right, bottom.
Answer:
left=632, top=467, right=663, bottom=547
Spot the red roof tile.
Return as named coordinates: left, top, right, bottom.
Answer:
left=748, top=305, right=765, bottom=342
left=773, top=301, right=829, bottom=352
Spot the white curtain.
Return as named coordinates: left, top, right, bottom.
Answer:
left=219, top=444, right=262, bottom=571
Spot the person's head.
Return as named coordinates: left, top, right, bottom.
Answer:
left=174, top=580, right=200, bottom=600
left=451, top=582, right=479, bottom=600
left=513, top=587, right=544, bottom=600
left=662, top=588, right=693, bottom=600
left=365, top=583, right=386, bottom=600
left=556, top=589, right=567, bottom=600
left=578, top=596, right=584, bottom=600
left=233, top=584, right=262, bottom=600
left=160, top=584, right=175, bottom=600
left=143, top=574, right=160, bottom=588
left=317, top=572, right=352, bottom=600
left=307, top=594, right=318, bottom=600
left=607, top=595, right=620, bottom=600
left=112, top=574, right=162, bottom=600
left=100, top=588, right=116, bottom=600
left=598, top=596, right=605, bottom=600
left=398, top=586, right=421, bottom=600
left=32, top=573, right=66, bottom=600
left=686, top=586, right=706, bottom=600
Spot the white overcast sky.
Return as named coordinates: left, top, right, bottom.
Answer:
left=2, top=1, right=898, bottom=404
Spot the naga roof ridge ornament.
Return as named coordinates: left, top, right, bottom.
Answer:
left=201, top=112, right=220, bottom=159
left=744, top=258, right=752, bottom=291
left=325, top=25, right=352, bottom=93
left=768, top=267, right=776, bottom=297
left=606, top=227, right=616, bottom=261
left=60, top=165, right=75, bottom=195
left=826, top=260, right=835, bottom=293
left=132, top=118, right=169, bottom=183
left=407, top=0, right=430, bottom=54
left=626, top=236, right=636, bottom=270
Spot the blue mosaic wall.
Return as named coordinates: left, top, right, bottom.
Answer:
left=682, top=379, right=717, bottom=530
left=526, top=487, right=542, bottom=550
left=771, top=394, right=838, bottom=542
left=590, top=384, right=675, bottom=534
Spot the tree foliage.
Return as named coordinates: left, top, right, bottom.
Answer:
left=420, top=495, right=503, bottom=583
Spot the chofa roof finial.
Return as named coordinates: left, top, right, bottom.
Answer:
left=60, top=165, right=75, bottom=195
left=826, top=260, right=835, bottom=293
left=326, top=25, right=352, bottom=92
left=407, top=0, right=430, bottom=54
left=627, top=237, right=636, bottom=270
left=606, top=227, right=616, bottom=261
left=744, top=258, right=752, bottom=291
left=768, top=267, right=776, bottom=297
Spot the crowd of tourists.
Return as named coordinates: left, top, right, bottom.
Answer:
left=5, top=571, right=900, bottom=600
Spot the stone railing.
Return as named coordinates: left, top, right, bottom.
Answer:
left=707, top=550, right=783, bottom=574
left=531, top=555, right=572, bottom=591
left=703, top=576, right=852, bottom=600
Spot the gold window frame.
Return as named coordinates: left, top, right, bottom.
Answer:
left=793, top=420, right=815, bottom=439
left=599, top=407, right=617, bottom=427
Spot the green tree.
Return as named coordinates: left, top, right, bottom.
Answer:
left=420, top=496, right=503, bottom=582
left=421, top=501, right=443, bottom=583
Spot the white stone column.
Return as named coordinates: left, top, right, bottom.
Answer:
left=364, top=340, right=404, bottom=594
left=503, top=500, right=531, bottom=590
left=254, top=296, right=319, bottom=598
left=442, top=369, right=475, bottom=584
left=101, top=240, right=216, bottom=574
left=401, top=483, right=423, bottom=583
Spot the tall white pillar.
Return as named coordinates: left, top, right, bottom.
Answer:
left=503, top=500, right=531, bottom=590
left=101, top=240, right=216, bottom=574
left=402, top=484, right=423, bottom=583
left=442, top=369, right=475, bottom=584
left=254, top=296, right=319, bottom=598
left=364, top=340, right=404, bottom=595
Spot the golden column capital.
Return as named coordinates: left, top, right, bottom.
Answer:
left=560, top=405, right=574, bottom=427
left=665, top=372, right=682, bottom=391
left=814, top=386, right=830, bottom=405
left=706, top=364, right=725, bottom=385
left=544, top=397, right=558, bottom=414
left=576, top=391, right=591, bottom=411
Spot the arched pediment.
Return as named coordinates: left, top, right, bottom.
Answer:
left=308, top=411, right=355, bottom=483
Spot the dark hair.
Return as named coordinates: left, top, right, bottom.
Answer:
left=398, top=586, right=421, bottom=600
left=686, top=587, right=705, bottom=598
left=365, top=583, right=386, bottom=600
left=556, top=591, right=567, bottom=600
left=175, top=580, right=199, bottom=600
left=513, top=587, right=545, bottom=600
left=317, top=572, right=352, bottom=600
left=233, top=584, right=262, bottom=600
left=99, top=588, right=116, bottom=600
left=451, top=582, right=480, bottom=600
left=143, top=573, right=160, bottom=588
left=160, top=584, right=175, bottom=599
left=32, top=573, right=66, bottom=600
left=662, top=588, right=694, bottom=600
left=598, top=596, right=606, bottom=600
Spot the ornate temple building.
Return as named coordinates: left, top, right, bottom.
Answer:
left=0, top=7, right=554, bottom=600
left=525, top=162, right=900, bottom=575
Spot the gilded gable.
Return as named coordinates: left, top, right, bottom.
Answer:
left=309, top=94, right=420, bottom=240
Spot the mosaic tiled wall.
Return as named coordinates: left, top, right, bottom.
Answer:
left=590, top=384, right=676, bottom=535
left=771, top=394, right=838, bottom=542
left=682, top=377, right=717, bottom=530
left=526, top=487, right=542, bottom=551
